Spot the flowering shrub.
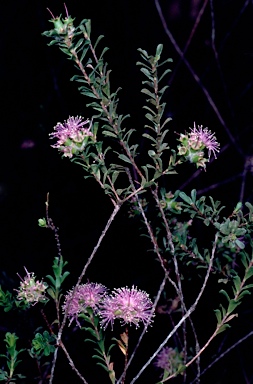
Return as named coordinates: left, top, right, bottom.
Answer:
left=0, top=6, right=253, bottom=384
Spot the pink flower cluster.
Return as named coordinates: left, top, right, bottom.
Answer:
left=99, top=286, right=154, bottom=329
left=62, top=283, right=107, bottom=325
left=17, top=268, right=48, bottom=305
left=49, top=116, right=94, bottom=158
left=62, top=283, right=154, bottom=329
left=189, top=123, right=220, bottom=159
left=178, top=122, right=220, bottom=168
left=154, top=346, right=184, bottom=374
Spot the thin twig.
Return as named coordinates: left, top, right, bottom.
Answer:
left=45, top=193, right=62, bottom=258
left=49, top=204, right=120, bottom=384
left=59, top=341, right=89, bottom=384
left=164, top=255, right=253, bottom=382
left=129, top=233, right=219, bottom=383
left=154, top=0, right=244, bottom=157
left=168, top=0, right=209, bottom=86
left=219, top=0, right=251, bottom=53
left=197, top=172, right=243, bottom=195
left=152, top=188, right=200, bottom=381
left=189, top=330, right=253, bottom=383
left=209, top=0, right=237, bottom=124
left=152, top=187, right=188, bottom=377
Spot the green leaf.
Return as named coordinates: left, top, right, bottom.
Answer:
left=102, top=131, right=117, bottom=138
left=245, top=201, right=253, bottom=221
left=145, top=113, right=155, bottom=122
left=158, top=69, right=171, bottom=82
left=84, top=338, right=97, bottom=345
left=118, top=154, right=132, bottom=164
left=95, top=362, right=110, bottom=372
left=177, top=364, right=186, bottom=374
left=142, top=105, right=156, bottom=115
left=155, top=44, right=163, bottom=58
left=235, top=239, right=245, bottom=249
left=122, top=129, right=135, bottom=143
left=157, top=58, right=173, bottom=69
left=160, top=117, right=172, bottom=129
left=80, top=47, right=89, bottom=62
left=75, top=38, right=85, bottom=50
left=107, top=343, right=115, bottom=353
left=219, top=289, right=230, bottom=303
left=245, top=267, right=253, bottom=280
left=142, top=133, right=157, bottom=144
left=104, top=184, right=113, bottom=192
left=99, top=47, right=109, bottom=60
left=38, top=218, right=47, bottom=228
left=216, top=323, right=231, bottom=335
left=94, top=35, right=104, bottom=49
left=83, top=327, right=98, bottom=339
left=214, top=309, right=222, bottom=324
left=0, top=372, right=8, bottom=380
left=140, top=68, right=153, bottom=81
left=80, top=90, right=98, bottom=99
left=141, top=88, right=156, bottom=99
left=136, top=61, right=150, bottom=69
left=158, top=86, right=169, bottom=98
left=179, top=192, right=192, bottom=205
left=148, top=150, right=156, bottom=157
left=191, top=189, right=197, bottom=204
left=47, top=287, right=55, bottom=300
left=146, top=163, right=156, bottom=169
left=92, top=354, right=106, bottom=363
left=97, top=339, right=105, bottom=351
left=141, top=166, right=149, bottom=181
left=227, top=299, right=240, bottom=314
left=84, top=19, right=91, bottom=38
left=46, top=275, right=56, bottom=286
left=116, top=189, right=123, bottom=196
left=137, top=48, right=149, bottom=58
left=242, top=283, right=253, bottom=290
left=61, top=271, right=70, bottom=283
left=237, top=290, right=251, bottom=299
left=158, top=142, right=169, bottom=152
left=241, top=253, right=249, bottom=269
left=111, top=171, right=119, bottom=184
left=233, top=275, right=241, bottom=292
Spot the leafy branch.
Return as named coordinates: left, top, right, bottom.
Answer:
left=0, top=333, right=25, bottom=383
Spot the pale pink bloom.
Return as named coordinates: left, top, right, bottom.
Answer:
left=63, top=283, right=107, bottom=326
left=49, top=116, right=93, bottom=158
left=189, top=122, right=220, bottom=159
left=154, top=346, right=184, bottom=374
left=99, top=286, right=154, bottom=329
left=17, top=268, right=48, bottom=305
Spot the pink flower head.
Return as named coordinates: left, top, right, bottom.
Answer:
left=16, top=268, right=48, bottom=305
left=154, top=346, right=184, bottom=374
left=49, top=116, right=94, bottom=158
left=99, top=286, right=154, bottom=329
left=189, top=122, right=220, bottom=159
left=62, top=283, right=107, bottom=326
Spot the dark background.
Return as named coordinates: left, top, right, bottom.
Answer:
left=0, top=0, right=253, bottom=383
